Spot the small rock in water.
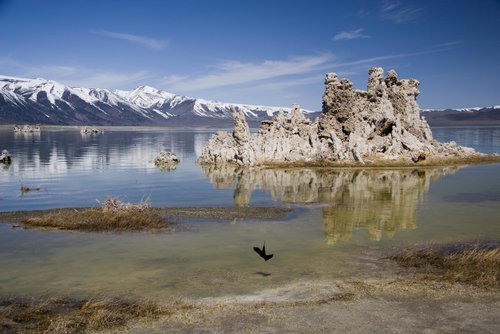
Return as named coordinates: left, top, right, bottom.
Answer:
left=13, top=124, right=41, bottom=133
left=80, top=126, right=102, bottom=134
left=154, top=151, right=180, bottom=171
left=0, top=149, right=11, bottom=164
left=20, top=185, right=41, bottom=194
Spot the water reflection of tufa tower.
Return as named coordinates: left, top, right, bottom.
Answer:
left=202, top=166, right=459, bottom=244
left=321, top=170, right=422, bottom=245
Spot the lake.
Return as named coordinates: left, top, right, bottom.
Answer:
left=0, top=126, right=499, bottom=300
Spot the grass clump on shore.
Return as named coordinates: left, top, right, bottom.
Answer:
left=0, top=296, right=178, bottom=334
left=22, top=197, right=168, bottom=232
left=389, top=241, right=500, bottom=289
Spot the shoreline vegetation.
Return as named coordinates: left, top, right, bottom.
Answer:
left=388, top=241, right=500, bottom=289
left=1, top=241, right=498, bottom=333
left=0, top=197, right=293, bottom=232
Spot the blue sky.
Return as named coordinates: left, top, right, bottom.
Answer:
left=0, top=0, right=498, bottom=110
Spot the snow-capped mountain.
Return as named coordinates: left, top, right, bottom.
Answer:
left=421, top=105, right=500, bottom=126
left=0, top=75, right=314, bottom=126
left=422, top=106, right=500, bottom=113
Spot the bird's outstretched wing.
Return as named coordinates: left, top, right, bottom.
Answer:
left=263, top=253, right=273, bottom=261
left=254, top=242, right=274, bottom=261
left=253, top=246, right=265, bottom=257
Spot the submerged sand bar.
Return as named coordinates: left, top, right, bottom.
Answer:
left=0, top=206, right=293, bottom=232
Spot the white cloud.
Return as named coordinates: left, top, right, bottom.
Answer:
left=238, top=75, right=323, bottom=92
left=162, top=54, right=334, bottom=92
left=432, top=40, right=464, bottom=48
left=332, top=48, right=451, bottom=68
left=0, top=57, right=77, bottom=79
left=379, top=0, right=422, bottom=23
left=160, top=74, right=187, bottom=86
left=0, top=56, right=152, bottom=89
left=333, top=28, right=368, bottom=41
left=26, top=65, right=78, bottom=78
left=71, top=70, right=152, bottom=89
left=93, top=30, right=168, bottom=50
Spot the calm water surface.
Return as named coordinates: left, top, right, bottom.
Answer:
left=0, top=126, right=499, bottom=299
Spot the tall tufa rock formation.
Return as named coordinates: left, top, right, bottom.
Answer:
left=198, top=67, right=485, bottom=167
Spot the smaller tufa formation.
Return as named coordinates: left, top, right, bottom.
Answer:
left=0, top=149, right=11, bottom=164
left=198, top=68, right=491, bottom=167
left=14, top=124, right=41, bottom=133
left=198, top=104, right=324, bottom=166
left=80, top=126, right=102, bottom=134
left=154, top=151, right=180, bottom=171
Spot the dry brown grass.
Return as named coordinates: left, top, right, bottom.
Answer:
left=20, top=197, right=167, bottom=232
left=0, top=296, right=176, bottom=334
left=389, top=241, right=500, bottom=289
left=0, top=290, right=359, bottom=334
left=22, top=207, right=168, bottom=232
left=0, top=205, right=292, bottom=232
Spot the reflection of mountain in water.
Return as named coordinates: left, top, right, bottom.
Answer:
left=0, top=129, right=214, bottom=178
left=202, top=166, right=459, bottom=244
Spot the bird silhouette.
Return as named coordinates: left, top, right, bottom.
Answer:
left=253, top=241, right=274, bottom=261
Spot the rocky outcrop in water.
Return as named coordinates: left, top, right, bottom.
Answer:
left=14, top=125, right=41, bottom=133
left=154, top=151, right=180, bottom=171
left=80, top=127, right=102, bottom=134
left=0, top=149, right=11, bottom=164
left=198, top=68, right=488, bottom=166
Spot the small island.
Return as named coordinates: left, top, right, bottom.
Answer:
left=198, top=68, right=500, bottom=167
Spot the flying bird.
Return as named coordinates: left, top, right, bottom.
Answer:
left=253, top=242, right=274, bottom=261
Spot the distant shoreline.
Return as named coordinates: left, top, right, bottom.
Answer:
left=2, top=123, right=500, bottom=129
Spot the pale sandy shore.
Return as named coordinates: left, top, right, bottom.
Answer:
left=117, top=265, right=500, bottom=333
left=2, top=244, right=498, bottom=334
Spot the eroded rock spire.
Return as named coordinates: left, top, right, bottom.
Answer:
left=198, top=67, right=490, bottom=167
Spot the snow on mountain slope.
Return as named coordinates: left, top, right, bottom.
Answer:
left=0, top=75, right=317, bottom=125
left=422, top=105, right=500, bottom=112
left=421, top=105, right=500, bottom=126
left=114, top=85, right=177, bottom=109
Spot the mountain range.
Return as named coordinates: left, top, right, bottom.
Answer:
left=1, top=75, right=498, bottom=127
left=0, top=75, right=313, bottom=126
left=421, top=106, right=500, bottom=126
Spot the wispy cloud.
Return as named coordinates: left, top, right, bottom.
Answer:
left=240, top=75, right=323, bottom=92
left=93, top=30, right=168, bottom=50
left=0, top=56, right=78, bottom=78
left=0, top=56, right=152, bottom=89
left=333, top=28, right=369, bottom=41
left=0, top=43, right=460, bottom=108
left=379, top=0, right=422, bottom=23
left=161, top=54, right=334, bottom=92
left=73, top=70, right=152, bottom=89
left=432, top=40, right=464, bottom=48
left=332, top=47, right=454, bottom=68
left=34, top=66, right=78, bottom=78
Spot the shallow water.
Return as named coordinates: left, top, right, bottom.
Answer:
left=0, top=126, right=499, bottom=300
